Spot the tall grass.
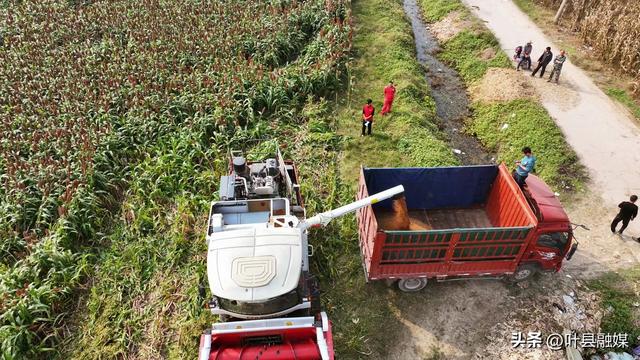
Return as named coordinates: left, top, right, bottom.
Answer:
left=1, top=0, right=352, bottom=358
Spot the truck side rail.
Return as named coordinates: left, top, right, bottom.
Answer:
left=367, top=226, right=534, bottom=279
left=381, top=226, right=532, bottom=262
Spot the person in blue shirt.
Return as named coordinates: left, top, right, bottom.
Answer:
left=513, top=147, right=536, bottom=188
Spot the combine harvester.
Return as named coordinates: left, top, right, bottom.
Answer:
left=198, top=144, right=404, bottom=360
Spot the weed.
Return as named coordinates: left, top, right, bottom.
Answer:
left=423, top=346, right=446, bottom=360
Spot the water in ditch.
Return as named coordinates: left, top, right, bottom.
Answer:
left=403, top=0, right=493, bottom=165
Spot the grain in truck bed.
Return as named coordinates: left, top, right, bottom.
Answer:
left=375, top=208, right=493, bottom=230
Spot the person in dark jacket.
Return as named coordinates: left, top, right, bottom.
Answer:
left=611, top=195, right=638, bottom=235
left=531, top=47, right=553, bottom=78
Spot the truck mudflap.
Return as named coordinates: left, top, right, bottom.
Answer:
left=198, top=312, right=334, bottom=360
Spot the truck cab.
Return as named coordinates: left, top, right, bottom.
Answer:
left=520, top=174, right=574, bottom=273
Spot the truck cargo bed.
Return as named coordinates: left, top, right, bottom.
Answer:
left=357, top=164, right=538, bottom=280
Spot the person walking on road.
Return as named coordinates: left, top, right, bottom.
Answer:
left=531, top=47, right=553, bottom=78
left=610, top=195, right=638, bottom=235
left=517, top=41, right=533, bottom=71
left=512, top=147, right=536, bottom=188
left=381, top=81, right=396, bottom=116
left=362, top=99, right=375, bottom=136
left=547, top=50, right=567, bottom=83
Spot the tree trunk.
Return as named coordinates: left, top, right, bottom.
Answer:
left=554, top=0, right=570, bottom=24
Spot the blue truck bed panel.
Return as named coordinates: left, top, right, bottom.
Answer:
left=363, top=165, right=499, bottom=210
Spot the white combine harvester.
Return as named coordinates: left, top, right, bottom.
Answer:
left=198, top=144, right=404, bottom=360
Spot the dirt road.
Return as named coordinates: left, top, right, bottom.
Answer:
left=463, top=0, right=640, bottom=236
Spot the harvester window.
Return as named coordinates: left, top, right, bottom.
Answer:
left=536, top=232, right=569, bottom=250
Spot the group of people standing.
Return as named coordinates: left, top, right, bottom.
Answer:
left=361, top=81, right=396, bottom=136
left=515, top=41, right=567, bottom=83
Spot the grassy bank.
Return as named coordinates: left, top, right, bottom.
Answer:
left=420, top=0, right=464, bottom=22
left=470, top=100, right=583, bottom=189
left=440, top=31, right=512, bottom=83
left=607, top=87, right=640, bottom=120
left=326, top=0, right=461, bottom=356
left=419, top=0, right=511, bottom=83
left=417, top=0, right=584, bottom=190
left=337, top=0, right=459, bottom=180
left=588, top=267, right=640, bottom=352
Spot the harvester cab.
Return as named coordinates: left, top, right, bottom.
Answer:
left=199, top=144, right=405, bottom=360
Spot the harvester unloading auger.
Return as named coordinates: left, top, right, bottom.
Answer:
left=199, top=144, right=404, bottom=360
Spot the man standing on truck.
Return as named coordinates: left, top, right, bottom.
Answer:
left=362, top=99, right=375, bottom=136
left=381, top=81, right=396, bottom=116
left=610, top=195, right=638, bottom=235
left=513, top=147, right=536, bottom=188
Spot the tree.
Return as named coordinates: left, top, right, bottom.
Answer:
left=554, top=0, right=570, bottom=24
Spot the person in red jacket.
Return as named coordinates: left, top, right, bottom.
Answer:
left=381, top=81, right=396, bottom=115
left=362, top=99, right=375, bottom=136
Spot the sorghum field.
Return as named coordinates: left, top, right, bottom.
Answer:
left=0, top=0, right=351, bottom=358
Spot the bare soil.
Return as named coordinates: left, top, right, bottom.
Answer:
left=470, top=66, right=583, bottom=111
left=470, top=68, right=538, bottom=103
left=429, top=10, right=472, bottom=43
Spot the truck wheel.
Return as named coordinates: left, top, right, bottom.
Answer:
left=509, top=264, right=538, bottom=282
left=398, top=278, right=428, bottom=292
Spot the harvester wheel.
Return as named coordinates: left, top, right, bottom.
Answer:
left=397, top=278, right=428, bottom=292
left=509, top=264, right=538, bottom=282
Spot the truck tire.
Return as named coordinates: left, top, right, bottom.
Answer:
left=509, top=264, right=538, bottom=282
left=398, top=278, right=428, bottom=292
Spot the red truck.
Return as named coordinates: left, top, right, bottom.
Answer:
left=356, top=164, right=578, bottom=292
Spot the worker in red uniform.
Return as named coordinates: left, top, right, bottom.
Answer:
left=381, top=81, right=396, bottom=116
left=362, top=99, right=375, bottom=136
